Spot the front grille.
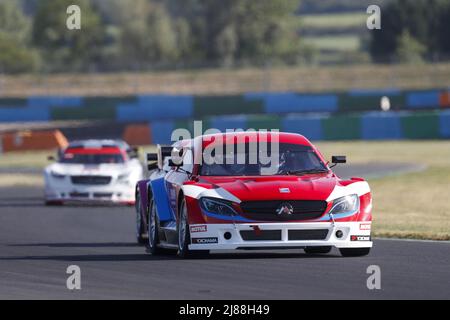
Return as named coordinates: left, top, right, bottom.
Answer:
left=93, top=192, right=113, bottom=199
left=69, top=192, right=89, bottom=198
left=240, top=230, right=282, bottom=241
left=71, top=175, right=112, bottom=185
left=240, top=200, right=327, bottom=221
left=288, top=229, right=329, bottom=241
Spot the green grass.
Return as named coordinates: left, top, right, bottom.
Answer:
left=303, top=36, right=360, bottom=51
left=316, top=141, right=450, bottom=240
left=369, top=167, right=450, bottom=240
left=300, top=13, right=367, bottom=29
left=0, top=150, right=52, bottom=169
left=0, top=174, right=43, bottom=187
left=300, top=12, right=364, bottom=56
left=315, top=141, right=450, bottom=167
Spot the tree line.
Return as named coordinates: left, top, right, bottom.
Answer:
left=370, top=0, right=450, bottom=63
left=0, top=0, right=450, bottom=74
left=0, top=0, right=305, bottom=73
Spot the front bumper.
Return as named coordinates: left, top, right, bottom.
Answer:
left=188, top=222, right=372, bottom=251
left=44, top=178, right=135, bottom=204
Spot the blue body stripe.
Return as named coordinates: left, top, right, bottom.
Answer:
left=150, top=177, right=174, bottom=222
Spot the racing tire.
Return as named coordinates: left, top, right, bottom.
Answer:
left=177, top=198, right=209, bottom=259
left=135, top=191, right=148, bottom=245
left=339, top=248, right=371, bottom=257
left=147, top=198, right=163, bottom=255
left=304, top=246, right=332, bottom=255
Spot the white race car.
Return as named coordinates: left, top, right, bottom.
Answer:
left=44, top=140, right=144, bottom=205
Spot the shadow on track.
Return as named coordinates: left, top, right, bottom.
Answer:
left=9, top=242, right=139, bottom=248
left=0, top=250, right=341, bottom=262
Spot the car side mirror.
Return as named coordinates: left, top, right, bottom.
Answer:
left=331, top=156, right=346, bottom=167
left=147, top=153, right=158, bottom=162
left=147, top=153, right=158, bottom=171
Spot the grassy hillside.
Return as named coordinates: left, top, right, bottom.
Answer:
left=298, top=0, right=390, bottom=64
left=300, top=0, right=390, bottom=14
left=299, top=11, right=370, bottom=64
left=301, top=12, right=367, bottom=29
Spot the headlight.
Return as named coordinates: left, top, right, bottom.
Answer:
left=50, top=171, right=66, bottom=179
left=117, top=173, right=130, bottom=183
left=200, top=197, right=238, bottom=216
left=329, top=194, right=359, bottom=215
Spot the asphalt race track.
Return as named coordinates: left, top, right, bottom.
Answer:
left=0, top=164, right=449, bottom=299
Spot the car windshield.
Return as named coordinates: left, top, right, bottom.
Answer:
left=60, top=153, right=125, bottom=164
left=200, top=143, right=327, bottom=176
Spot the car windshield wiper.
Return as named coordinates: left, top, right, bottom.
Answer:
left=287, top=169, right=329, bottom=176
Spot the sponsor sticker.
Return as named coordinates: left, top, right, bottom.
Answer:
left=351, top=235, right=371, bottom=242
left=360, top=223, right=371, bottom=231
left=192, top=237, right=218, bottom=244
left=190, top=225, right=207, bottom=233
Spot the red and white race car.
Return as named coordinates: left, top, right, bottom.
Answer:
left=44, top=140, right=144, bottom=205
left=135, top=132, right=372, bottom=257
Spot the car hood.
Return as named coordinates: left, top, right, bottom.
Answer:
left=198, top=174, right=338, bottom=202
left=45, top=163, right=130, bottom=177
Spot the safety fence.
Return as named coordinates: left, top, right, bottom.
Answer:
left=0, top=89, right=449, bottom=123
left=123, top=110, right=450, bottom=145
left=1, top=111, right=448, bottom=152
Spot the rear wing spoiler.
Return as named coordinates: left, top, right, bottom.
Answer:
left=146, top=145, right=172, bottom=171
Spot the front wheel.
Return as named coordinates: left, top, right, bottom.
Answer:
left=135, top=191, right=148, bottom=245
left=148, top=198, right=162, bottom=255
left=177, top=198, right=209, bottom=259
left=339, top=248, right=371, bottom=257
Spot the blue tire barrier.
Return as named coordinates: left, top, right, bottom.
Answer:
left=150, top=121, right=176, bottom=145
left=117, top=95, right=193, bottom=122
left=282, top=114, right=324, bottom=141
left=249, top=93, right=338, bottom=113
left=361, top=112, right=403, bottom=140
left=209, top=115, right=248, bottom=132
left=407, top=91, right=440, bottom=109
left=0, top=107, right=50, bottom=122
